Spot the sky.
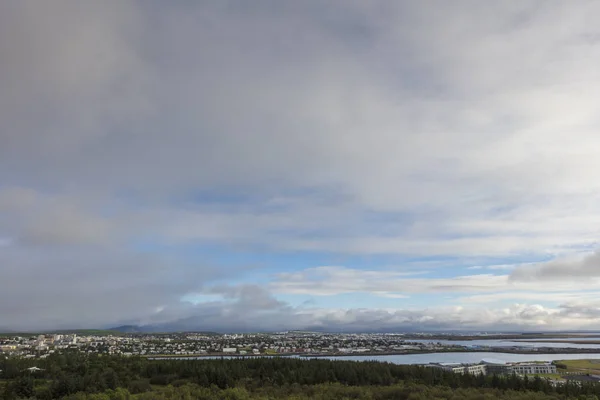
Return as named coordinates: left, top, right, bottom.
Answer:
left=2, top=0, right=600, bottom=332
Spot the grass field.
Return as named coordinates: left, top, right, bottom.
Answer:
left=555, top=359, right=600, bottom=374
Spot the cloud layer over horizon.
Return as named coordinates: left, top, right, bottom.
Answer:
left=3, top=0, right=600, bottom=332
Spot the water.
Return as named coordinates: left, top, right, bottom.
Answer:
left=156, top=352, right=600, bottom=365
left=518, top=337, right=600, bottom=342
left=408, top=338, right=600, bottom=349
left=306, top=352, right=600, bottom=365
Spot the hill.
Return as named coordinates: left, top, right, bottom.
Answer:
left=0, top=329, right=121, bottom=337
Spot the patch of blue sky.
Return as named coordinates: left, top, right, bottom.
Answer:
left=129, top=235, right=556, bottom=295
left=178, top=190, right=261, bottom=212
left=180, top=293, right=225, bottom=305
left=181, top=185, right=348, bottom=210
left=275, top=292, right=442, bottom=310
left=131, top=238, right=410, bottom=271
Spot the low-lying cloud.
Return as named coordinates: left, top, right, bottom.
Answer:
left=510, top=252, right=600, bottom=281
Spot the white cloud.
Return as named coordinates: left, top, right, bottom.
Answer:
left=271, top=266, right=600, bottom=297
left=143, top=298, right=600, bottom=332
left=456, top=291, right=600, bottom=304
left=468, top=263, right=532, bottom=271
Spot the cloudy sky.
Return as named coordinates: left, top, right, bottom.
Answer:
left=2, top=0, right=600, bottom=332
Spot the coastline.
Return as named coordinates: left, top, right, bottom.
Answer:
left=145, top=347, right=600, bottom=359
left=146, top=353, right=300, bottom=358
left=400, top=334, right=600, bottom=341
left=513, top=339, right=600, bottom=345
left=299, top=348, right=600, bottom=358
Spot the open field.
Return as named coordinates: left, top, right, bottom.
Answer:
left=555, top=359, right=600, bottom=374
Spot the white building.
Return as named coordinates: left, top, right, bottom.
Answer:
left=222, top=348, right=237, bottom=353
left=480, top=360, right=557, bottom=376
left=465, top=364, right=487, bottom=375
left=429, top=363, right=487, bottom=375
left=511, top=363, right=556, bottom=375
left=429, top=360, right=557, bottom=376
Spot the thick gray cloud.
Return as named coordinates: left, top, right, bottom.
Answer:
left=4, top=0, right=600, bottom=208
left=510, top=252, right=600, bottom=281
left=3, top=0, right=600, bottom=331
left=0, top=244, right=234, bottom=331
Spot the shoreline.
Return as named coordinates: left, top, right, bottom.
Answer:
left=300, top=349, right=600, bottom=357
left=146, top=353, right=300, bottom=358
left=145, top=348, right=600, bottom=359
left=513, top=339, right=600, bottom=345
left=400, top=334, right=600, bottom=341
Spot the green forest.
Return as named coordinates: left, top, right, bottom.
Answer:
left=2, top=353, right=600, bottom=399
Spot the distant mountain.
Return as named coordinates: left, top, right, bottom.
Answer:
left=108, top=323, right=221, bottom=335
left=1, top=328, right=121, bottom=336
left=109, top=325, right=145, bottom=333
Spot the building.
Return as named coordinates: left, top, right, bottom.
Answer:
left=428, top=363, right=487, bottom=375
left=465, top=364, right=487, bottom=375
left=429, top=360, right=556, bottom=376
left=222, top=348, right=237, bottom=353
left=511, top=363, right=556, bottom=375
left=481, top=359, right=513, bottom=375
left=482, top=360, right=557, bottom=375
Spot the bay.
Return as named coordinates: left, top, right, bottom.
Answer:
left=308, top=352, right=600, bottom=364
left=157, top=352, right=600, bottom=365
left=408, top=338, right=600, bottom=349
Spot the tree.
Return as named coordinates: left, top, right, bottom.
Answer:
left=13, top=376, right=34, bottom=399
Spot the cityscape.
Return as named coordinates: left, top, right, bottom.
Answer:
left=2, top=332, right=463, bottom=358
left=1, top=330, right=594, bottom=388
left=5, top=331, right=600, bottom=359
left=4, top=0, right=600, bottom=398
